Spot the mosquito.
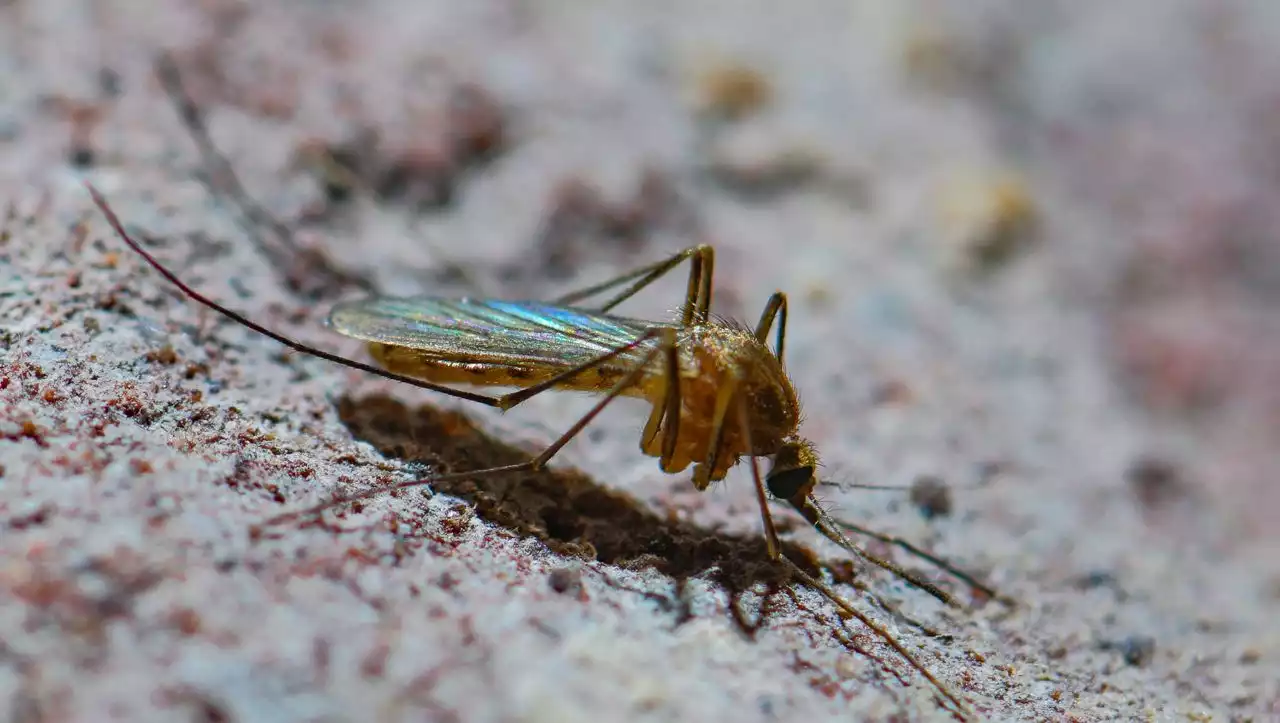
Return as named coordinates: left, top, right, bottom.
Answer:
left=86, top=182, right=998, bottom=718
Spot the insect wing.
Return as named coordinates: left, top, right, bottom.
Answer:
left=328, top=297, right=665, bottom=370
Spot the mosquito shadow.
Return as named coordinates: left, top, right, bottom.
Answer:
left=335, top=393, right=833, bottom=625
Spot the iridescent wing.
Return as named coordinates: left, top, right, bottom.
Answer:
left=328, top=297, right=674, bottom=372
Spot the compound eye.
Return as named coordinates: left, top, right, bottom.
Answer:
left=766, top=465, right=814, bottom=500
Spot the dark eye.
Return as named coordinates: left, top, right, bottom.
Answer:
left=766, top=466, right=813, bottom=500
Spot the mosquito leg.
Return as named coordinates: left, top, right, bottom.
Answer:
left=683, top=243, right=714, bottom=325
left=92, top=182, right=669, bottom=417
left=551, top=256, right=676, bottom=306
left=752, top=292, right=788, bottom=363
left=552, top=251, right=685, bottom=305
left=489, top=326, right=676, bottom=504
left=844, top=575, right=950, bottom=639
left=697, top=376, right=966, bottom=715
left=835, top=518, right=1010, bottom=605
left=260, top=329, right=677, bottom=527
left=735, top=388, right=781, bottom=559
left=691, top=372, right=738, bottom=491
left=493, top=329, right=664, bottom=410
left=649, top=332, right=683, bottom=471
left=88, top=183, right=506, bottom=407
left=683, top=372, right=784, bottom=556
left=522, top=327, right=676, bottom=467
left=780, top=557, right=974, bottom=720
left=553, top=245, right=715, bottom=326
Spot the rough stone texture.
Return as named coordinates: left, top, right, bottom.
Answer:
left=2, top=2, right=1278, bottom=721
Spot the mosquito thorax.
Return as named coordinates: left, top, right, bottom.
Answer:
left=683, top=324, right=801, bottom=447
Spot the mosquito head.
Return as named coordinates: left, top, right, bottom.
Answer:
left=766, top=436, right=820, bottom=505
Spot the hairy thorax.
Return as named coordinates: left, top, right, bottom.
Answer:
left=638, top=323, right=801, bottom=485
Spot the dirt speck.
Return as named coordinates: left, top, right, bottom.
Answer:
left=1126, top=455, right=1188, bottom=510
left=1100, top=636, right=1157, bottom=667
left=547, top=566, right=584, bottom=597
left=145, top=345, right=179, bottom=365
left=694, top=62, right=772, bottom=121
left=910, top=475, right=952, bottom=519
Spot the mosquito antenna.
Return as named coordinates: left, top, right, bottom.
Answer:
left=833, top=516, right=1012, bottom=605
left=85, top=182, right=499, bottom=408
left=818, top=476, right=987, bottom=493
left=823, top=482, right=920, bottom=491
left=813, top=475, right=1010, bottom=604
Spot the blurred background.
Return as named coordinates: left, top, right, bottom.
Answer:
left=1, top=1, right=1277, bottom=720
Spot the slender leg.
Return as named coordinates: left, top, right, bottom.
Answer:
left=752, top=292, right=788, bottom=362
left=640, top=343, right=680, bottom=457
left=159, top=53, right=497, bottom=298
left=682, top=244, right=714, bottom=325
left=553, top=245, right=715, bottom=325
left=492, top=330, right=662, bottom=411
left=552, top=256, right=676, bottom=306
left=843, top=574, right=950, bottom=639
left=89, top=183, right=654, bottom=415
left=835, top=519, right=1009, bottom=604
left=640, top=402, right=664, bottom=454
left=678, top=375, right=972, bottom=716
left=794, top=496, right=960, bottom=608
left=691, top=373, right=739, bottom=491
left=656, top=333, right=683, bottom=470
left=779, top=558, right=974, bottom=720
left=260, top=328, right=678, bottom=526
left=736, top=389, right=781, bottom=560
left=552, top=249, right=691, bottom=306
